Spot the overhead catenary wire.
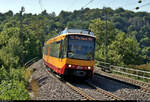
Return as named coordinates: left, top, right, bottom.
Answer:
left=132, top=1, right=150, bottom=10
left=81, top=0, right=95, bottom=9
left=138, top=1, right=150, bottom=8
left=38, top=0, right=45, bottom=11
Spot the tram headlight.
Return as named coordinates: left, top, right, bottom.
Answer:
left=68, top=64, right=72, bottom=67
left=88, top=66, right=91, bottom=70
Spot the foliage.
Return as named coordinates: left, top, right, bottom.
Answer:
left=0, top=66, right=9, bottom=81
left=89, top=18, right=143, bottom=65
left=0, top=80, right=30, bottom=100
left=0, top=7, right=150, bottom=99
left=89, top=18, right=116, bottom=45
left=135, top=63, right=150, bottom=71
left=0, top=8, right=150, bottom=65
left=0, top=66, right=30, bottom=100
left=108, top=32, right=143, bottom=65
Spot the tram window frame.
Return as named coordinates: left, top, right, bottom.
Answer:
left=66, top=35, right=69, bottom=58
left=48, top=38, right=68, bottom=58
left=67, top=35, right=96, bottom=60
left=42, top=47, right=45, bottom=55
left=62, top=38, right=67, bottom=58
left=56, top=41, right=61, bottom=58
left=50, top=42, right=55, bottom=57
left=50, top=41, right=61, bottom=58
left=48, top=44, right=51, bottom=56
left=45, top=45, right=48, bottom=55
left=49, top=43, right=52, bottom=56
left=59, top=40, right=63, bottom=58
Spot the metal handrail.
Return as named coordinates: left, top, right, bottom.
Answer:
left=111, top=65, right=150, bottom=74
left=25, top=57, right=39, bottom=68
left=95, top=60, right=110, bottom=65
left=113, top=69, right=150, bottom=80
left=96, top=61, right=150, bottom=81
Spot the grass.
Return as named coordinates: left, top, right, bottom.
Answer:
left=24, top=68, right=39, bottom=98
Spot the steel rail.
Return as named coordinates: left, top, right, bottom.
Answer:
left=44, top=64, right=123, bottom=100
left=44, top=67, right=95, bottom=100
left=85, top=81, right=123, bottom=100
left=65, top=81, right=95, bottom=100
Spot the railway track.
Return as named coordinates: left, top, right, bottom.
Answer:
left=84, top=81, right=122, bottom=100
left=44, top=67, right=95, bottom=100
left=94, top=67, right=150, bottom=93
left=92, top=72, right=150, bottom=100
left=26, top=59, right=150, bottom=100
left=44, top=64, right=123, bottom=100
left=27, top=60, right=85, bottom=100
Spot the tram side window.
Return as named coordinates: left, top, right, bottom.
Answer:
left=61, top=38, right=67, bottom=58
left=50, top=41, right=61, bottom=58
left=49, top=44, right=51, bottom=56
left=50, top=43, right=55, bottom=57
left=59, top=40, right=64, bottom=58
left=42, top=47, right=45, bottom=55
left=55, top=41, right=61, bottom=58
left=59, top=40, right=63, bottom=58
left=45, top=45, right=48, bottom=55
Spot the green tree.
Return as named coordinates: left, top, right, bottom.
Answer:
left=89, top=18, right=143, bottom=65
left=89, top=18, right=116, bottom=46
left=108, top=32, right=143, bottom=65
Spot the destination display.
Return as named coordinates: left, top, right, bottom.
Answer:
left=69, top=35, right=94, bottom=41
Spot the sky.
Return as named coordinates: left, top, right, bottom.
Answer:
left=0, top=0, right=150, bottom=15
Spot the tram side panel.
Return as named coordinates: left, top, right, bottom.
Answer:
left=43, top=36, right=67, bottom=75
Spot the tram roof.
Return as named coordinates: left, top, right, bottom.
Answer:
left=57, top=28, right=95, bottom=37
left=45, top=28, right=96, bottom=45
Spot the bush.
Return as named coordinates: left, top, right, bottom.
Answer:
left=0, top=80, right=30, bottom=100
left=0, top=66, right=30, bottom=100
left=135, top=63, right=150, bottom=71
left=0, top=66, right=9, bottom=81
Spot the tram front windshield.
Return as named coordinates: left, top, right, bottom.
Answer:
left=68, top=35, right=95, bottom=60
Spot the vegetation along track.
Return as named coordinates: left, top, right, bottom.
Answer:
left=92, top=71, right=150, bottom=100
left=94, top=67, right=150, bottom=93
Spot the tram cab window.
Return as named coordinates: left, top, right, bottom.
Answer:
left=67, top=35, right=95, bottom=60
